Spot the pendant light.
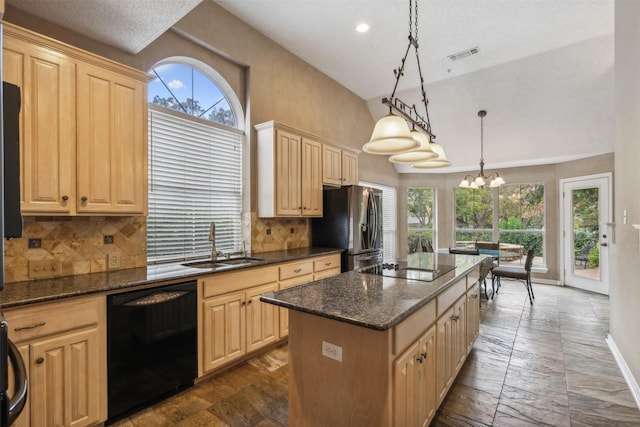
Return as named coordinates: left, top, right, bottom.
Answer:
left=363, top=0, right=444, bottom=160
left=459, top=110, right=505, bottom=188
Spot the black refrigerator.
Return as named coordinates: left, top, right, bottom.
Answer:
left=0, top=81, right=28, bottom=427
left=311, top=185, right=383, bottom=272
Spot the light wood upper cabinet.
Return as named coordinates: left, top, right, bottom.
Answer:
left=76, top=62, right=147, bottom=214
left=256, top=121, right=322, bottom=217
left=2, top=23, right=150, bottom=216
left=322, top=144, right=342, bottom=186
left=322, top=144, right=359, bottom=187
left=342, top=149, right=359, bottom=185
left=301, top=137, right=323, bottom=216
left=2, top=32, right=76, bottom=214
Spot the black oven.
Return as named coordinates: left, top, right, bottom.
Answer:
left=106, top=281, right=197, bottom=424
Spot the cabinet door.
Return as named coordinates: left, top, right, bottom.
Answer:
left=3, top=35, right=76, bottom=214
left=30, top=327, right=101, bottom=427
left=342, top=150, right=358, bottom=186
left=278, top=274, right=314, bottom=337
left=436, top=306, right=455, bottom=405
left=202, top=291, right=246, bottom=373
left=274, top=129, right=302, bottom=216
left=76, top=62, right=147, bottom=215
left=393, top=340, right=419, bottom=427
left=452, top=296, right=467, bottom=374
left=322, top=144, right=342, bottom=186
left=246, top=282, right=279, bottom=353
left=466, top=283, right=480, bottom=353
left=417, top=325, right=437, bottom=426
left=301, top=138, right=323, bottom=217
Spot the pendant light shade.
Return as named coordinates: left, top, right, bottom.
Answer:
left=363, top=114, right=420, bottom=155
left=388, top=130, right=437, bottom=163
left=410, top=141, right=451, bottom=168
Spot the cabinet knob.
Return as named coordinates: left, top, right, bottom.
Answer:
left=81, top=196, right=88, bottom=203
left=422, top=352, right=427, bottom=359
left=36, top=357, right=44, bottom=365
left=248, top=300, right=252, bottom=304
left=451, top=315, right=460, bottom=322
left=62, top=195, right=69, bottom=202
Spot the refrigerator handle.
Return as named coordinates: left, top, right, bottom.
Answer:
left=370, top=192, right=378, bottom=249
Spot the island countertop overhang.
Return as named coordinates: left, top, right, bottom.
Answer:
left=260, top=253, right=488, bottom=331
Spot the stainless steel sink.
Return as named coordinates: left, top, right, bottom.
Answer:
left=182, top=257, right=264, bottom=269
left=218, top=257, right=264, bottom=265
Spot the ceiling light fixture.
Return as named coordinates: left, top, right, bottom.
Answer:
left=459, top=110, right=505, bottom=188
left=363, top=0, right=445, bottom=163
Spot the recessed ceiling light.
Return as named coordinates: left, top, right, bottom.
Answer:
left=356, top=23, right=370, bottom=33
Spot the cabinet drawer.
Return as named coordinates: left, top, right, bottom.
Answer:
left=5, top=295, right=104, bottom=343
left=202, top=266, right=278, bottom=299
left=394, top=299, right=436, bottom=355
left=437, top=279, right=467, bottom=317
left=279, top=260, right=313, bottom=281
left=313, top=254, right=341, bottom=273
left=314, top=268, right=340, bottom=280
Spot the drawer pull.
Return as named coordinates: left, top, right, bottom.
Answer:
left=36, top=357, right=44, bottom=365
left=14, top=321, right=46, bottom=332
left=294, top=268, right=302, bottom=273
left=451, top=315, right=460, bottom=322
left=324, top=262, right=332, bottom=266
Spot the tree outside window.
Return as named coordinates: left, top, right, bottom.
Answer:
left=454, top=188, right=493, bottom=244
left=455, top=184, right=545, bottom=266
left=407, top=188, right=435, bottom=253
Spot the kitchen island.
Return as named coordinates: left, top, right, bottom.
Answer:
left=261, top=253, right=488, bottom=427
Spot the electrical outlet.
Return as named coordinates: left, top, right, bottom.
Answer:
left=322, top=341, right=342, bottom=362
left=108, top=253, right=121, bottom=269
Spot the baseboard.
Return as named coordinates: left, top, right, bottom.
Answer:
left=606, top=334, right=640, bottom=410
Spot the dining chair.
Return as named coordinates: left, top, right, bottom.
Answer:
left=491, top=247, right=535, bottom=304
left=475, top=241, right=500, bottom=296
left=422, top=241, right=434, bottom=252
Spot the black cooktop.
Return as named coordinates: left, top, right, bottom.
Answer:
left=360, top=253, right=456, bottom=282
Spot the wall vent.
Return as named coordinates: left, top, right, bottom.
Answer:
left=448, top=46, right=479, bottom=61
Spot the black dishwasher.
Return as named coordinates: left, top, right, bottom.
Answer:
left=106, top=281, right=197, bottom=423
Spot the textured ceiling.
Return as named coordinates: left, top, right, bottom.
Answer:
left=5, top=0, right=203, bottom=54
left=4, top=0, right=615, bottom=173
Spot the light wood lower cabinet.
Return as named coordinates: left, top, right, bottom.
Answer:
left=199, top=254, right=342, bottom=375
left=5, top=295, right=107, bottom=427
left=199, top=266, right=279, bottom=375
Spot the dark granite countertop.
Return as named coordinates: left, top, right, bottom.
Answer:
left=0, top=247, right=341, bottom=309
left=260, top=253, right=486, bottom=331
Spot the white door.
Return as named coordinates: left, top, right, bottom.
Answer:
left=560, top=173, right=611, bottom=295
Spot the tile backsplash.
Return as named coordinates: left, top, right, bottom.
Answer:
left=4, top=216, right=147, bottom=283
left=3, top=214, right=311, bottom=283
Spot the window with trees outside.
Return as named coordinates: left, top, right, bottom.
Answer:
left=408, top=188, right=435, bottom=254
left=147, top=61, right=244, bottom=264
left=455, top=183, right=545, bottom=267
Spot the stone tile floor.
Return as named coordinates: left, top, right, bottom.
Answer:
left=112, top=280, right=640, bottom=426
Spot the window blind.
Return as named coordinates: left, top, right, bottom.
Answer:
left=147, top=106, right=243, bottom=263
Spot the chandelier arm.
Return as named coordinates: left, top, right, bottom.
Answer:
left=389, top=41, right=414, bottom=100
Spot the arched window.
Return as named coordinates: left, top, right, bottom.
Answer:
left=147, top=59, right=245, bottom=263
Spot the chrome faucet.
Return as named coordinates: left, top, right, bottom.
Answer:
left=209, top=222, right=220, bottom=260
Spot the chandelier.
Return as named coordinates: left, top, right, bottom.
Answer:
left=362, top=0, right=449, bottom=167
left=459, top=110, right=505, bottom=188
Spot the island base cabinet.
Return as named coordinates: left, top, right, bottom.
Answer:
left=436, top=295, right=467, bottom=405
left=288, top=310, right=392, bottom=427
left=393, top=325, right=436, bottom=427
